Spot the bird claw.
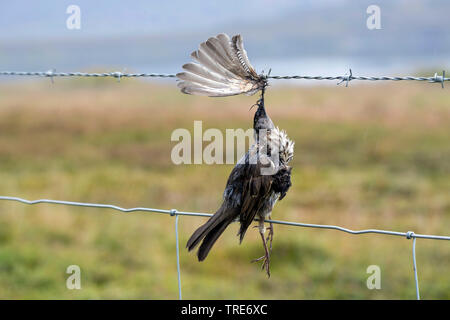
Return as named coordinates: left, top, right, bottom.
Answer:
left=251, top=253, right=270, bottom=277
left=251, top=255, right=265, bottom=263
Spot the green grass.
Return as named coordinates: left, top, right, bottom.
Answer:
left=0, top=80, right=448, bottom=299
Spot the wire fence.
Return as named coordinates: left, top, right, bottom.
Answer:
left=0, top=195, right=449, bottom=300
left=0, top=69, right=448, bottom=87
left=0, top=66, right=449, bottom=299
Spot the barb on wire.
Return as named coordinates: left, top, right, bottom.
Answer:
left=1, top=69, right=448, bottom=88
left=1, top=195, right=449, bottom=300
left=45, top=69, right=56, bottom=84
left=337, top=68, right=353, bottom=87
left=429, top=70, right=446, bottom=88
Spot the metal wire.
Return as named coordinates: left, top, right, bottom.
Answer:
left=1, top=196, right=449, bottom=300
left=173, top=210, right=183, bottom=300
left=1, top=196, right=448, bottom=240
left=0, top=70, right=176, bottom=79
left=412, top=237, right=420, bottom=300
left=0, top=69, right=448, bottom=87
left=268, top=69, right=448, bottom=88
left=267, top=74, right=449, bottom=82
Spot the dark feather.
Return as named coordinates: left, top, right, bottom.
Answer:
left=272, top=166, right=292, bottom=200
left=197, top=217, right=232, bottom=261
left=186, top=202, right=239, bottom=261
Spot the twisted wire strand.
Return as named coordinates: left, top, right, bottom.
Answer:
left=1, top=70, right=448, bottom=85
left=267, top=75, right=449, bottom=81
left=0, top=71, right=176, bottom=78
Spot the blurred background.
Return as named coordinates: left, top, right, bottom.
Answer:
left=0, top=0, right=449, bottom=299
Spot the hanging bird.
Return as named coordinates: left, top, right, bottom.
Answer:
left=178, top=34, right=294, bottom=277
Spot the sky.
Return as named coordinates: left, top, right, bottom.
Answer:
left=0, top=0, right=448, bottom=79
left=0, top=0, right=325, bottom=41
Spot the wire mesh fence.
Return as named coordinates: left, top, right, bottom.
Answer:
left=0, top=66, right=449, bottom=300
left=1, top=195, right=449, bottom=300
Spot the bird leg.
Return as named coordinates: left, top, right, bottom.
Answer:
left=251, top=219, right=271, bottom=278
left=254, top=217, right=274, bottom=252
left=266, top=217, right=274, bottom=254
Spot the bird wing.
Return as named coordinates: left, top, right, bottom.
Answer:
left=239, top=164, right=273, bottom=238
left=177, top=33, right=265, bottom=97
left=224, top=156, right=275, bottom=243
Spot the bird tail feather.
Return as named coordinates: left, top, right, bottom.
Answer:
left=186, top=203, right=236, bottom=261
left=177, top=33, right=264, bottom=97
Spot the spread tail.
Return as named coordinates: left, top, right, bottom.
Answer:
left=176, top=33, right=266, bottom=97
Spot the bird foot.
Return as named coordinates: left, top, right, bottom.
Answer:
left=252, top=220, right=273, bottom=278
left=251, top=253, right=270, bottom=278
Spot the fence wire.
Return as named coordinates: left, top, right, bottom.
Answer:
left=0, top=69, right=448, bottom=87
left=1, top=195, right=449, bottom=300
left=0, top=65, right=449, bottom=300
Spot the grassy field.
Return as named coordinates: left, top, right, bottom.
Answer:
left=0, top=79, right=449, bottom=299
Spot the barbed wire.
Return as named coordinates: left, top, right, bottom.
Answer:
left=1, top=66, right=449, bottom=300
left=0, top=69, right=448, bottom=87
left=269, top=69, right=448, bottom=88
left=1, top=195, right=449, bottom=300
left=0, top=70, right=176, bottom=83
